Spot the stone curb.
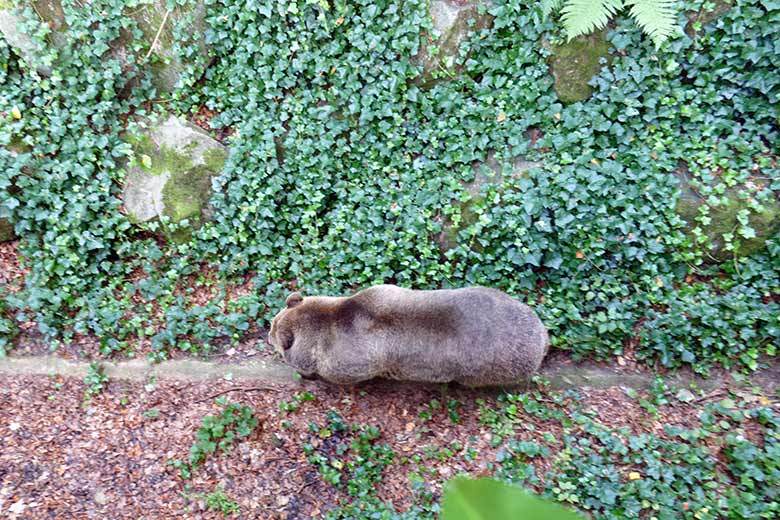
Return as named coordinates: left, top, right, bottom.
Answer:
left=1, top=355, right=777, bottom=394
left=0, top=356, right=297, bottom=384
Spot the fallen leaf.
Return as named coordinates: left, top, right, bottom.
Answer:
left=141, top=154, right=152, bottom=169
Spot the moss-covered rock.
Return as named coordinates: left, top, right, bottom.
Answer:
left=122, top=116, right=227, bottom=235
left=675, top=164, right=780, bottom=261
left=117, top=0, right=208, bottom=93
left=437, top=151, right=542, bottom=252
left=3, top=0, right=208, bottom=92
left=546, top=30, right=611, bottom=104
left=413, top=0, right=493, bottom=87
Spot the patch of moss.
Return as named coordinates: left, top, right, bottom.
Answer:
left=162, top=164, right=213, bottom=223
left=548, top=30, right=611, bottom=104
left=203, top=147, right=228, bottom=174
left=128, top=133, right=195, bottom=177
left=0, top=218, right=14, bottom=243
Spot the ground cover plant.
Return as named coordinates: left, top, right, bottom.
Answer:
left=1, top=372, right=776, bottom=518
left=291, top=382, right=780, bottom=519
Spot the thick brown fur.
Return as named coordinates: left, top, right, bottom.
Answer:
left=268, top=285, right=549, bottom=386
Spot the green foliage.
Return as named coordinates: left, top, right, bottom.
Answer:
left=561, top=0, right=624, bottom=39
left=0, top=294, right=16, bottom=357
left=441, top=477, right=584, bottom=520
left=625, top=0, right=677, bottom=45
left=305, top=388, right=779, bottom=518
left=278, top=391, right=316, bottom=413
left=541, top=403, right=780, bottom=519
left=83, top=362, right=108, bottom=400
left=203, top=486, right=240, bottom=515
left=1, top=0, right=778, bottom=376
left=171, top=398, right=257, bottom=479
left=544, top=0, right=677, bottom=47
left=304, top=412, right=437, bottom=519
left=477, top=389, right=780, bottom=519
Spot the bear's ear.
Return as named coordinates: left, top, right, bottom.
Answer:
left=286, top=292, right=303, bottom=308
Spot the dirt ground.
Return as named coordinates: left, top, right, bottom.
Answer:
left=0, top=370, right=742, bottom=520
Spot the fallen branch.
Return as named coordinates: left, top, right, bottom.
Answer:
left=694, top=388, right=728, bottom=404
left=144, top=9, right=172, bottom=61
left=198, top=385, right=280, bottom=403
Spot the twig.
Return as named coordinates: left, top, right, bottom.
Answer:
left=694, top=387, right=727, bottom=404
left=145, top=9, right=172, bottom=61
left=198, top=385, right=280, bottom=403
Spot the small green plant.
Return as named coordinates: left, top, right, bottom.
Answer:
left=278, top=391, right=316, bottom=413
left=83, top=363, right=108, bottom=400
left=143, top=408, right=161, bottom=419
left=171, top=398, right=258, bottom=479
left=203, top=486, right=240, bottom=515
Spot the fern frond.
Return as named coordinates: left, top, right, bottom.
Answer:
left=625, top=0, right=677, bottom=48
left=541, top=0, right=564, bottom=18
left=561, top=0, right=624, bottom=40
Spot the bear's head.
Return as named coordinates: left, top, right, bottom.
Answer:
left=268, top=292, right=318, bottom=377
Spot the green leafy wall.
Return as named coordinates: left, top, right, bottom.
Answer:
left=1, top=0, right=778, bottom=371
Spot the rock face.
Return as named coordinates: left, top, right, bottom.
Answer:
left=413, top=0, right=493, bottom=87
left=675, top=164, right=780, bottom=260
left=0, top=7, right=39, bottom=67
left=119, top=0, right=208, bottom=93
left=546, top=30, right=610, bottom=104
left=123, top=116, right=227, bottom=231
left=0, top=1, right=208, bottom=93
left=437, top=152, right=542, bottom=252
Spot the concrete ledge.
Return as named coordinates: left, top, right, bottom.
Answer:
left=0, top=355, right=776, bottom=393
left=0, top=356, right=297, bottom=384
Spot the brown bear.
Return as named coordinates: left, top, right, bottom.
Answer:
left=268, top=285, right=549, bottom=386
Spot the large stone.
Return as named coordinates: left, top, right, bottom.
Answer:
left=123, top=115, right=227, bottom=232
left=413, top=0, right=493, bottom=87
left=1, top=1, right=208, bottom=93
left=437, top=151, right=542, bottom=251
left=0, top=6, right=39, bottom=66
left=675, top=163, right=780, bottom=260
left=120, top=0, right=208, bottom=93
left=546, top=30, right=611, bottom=104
